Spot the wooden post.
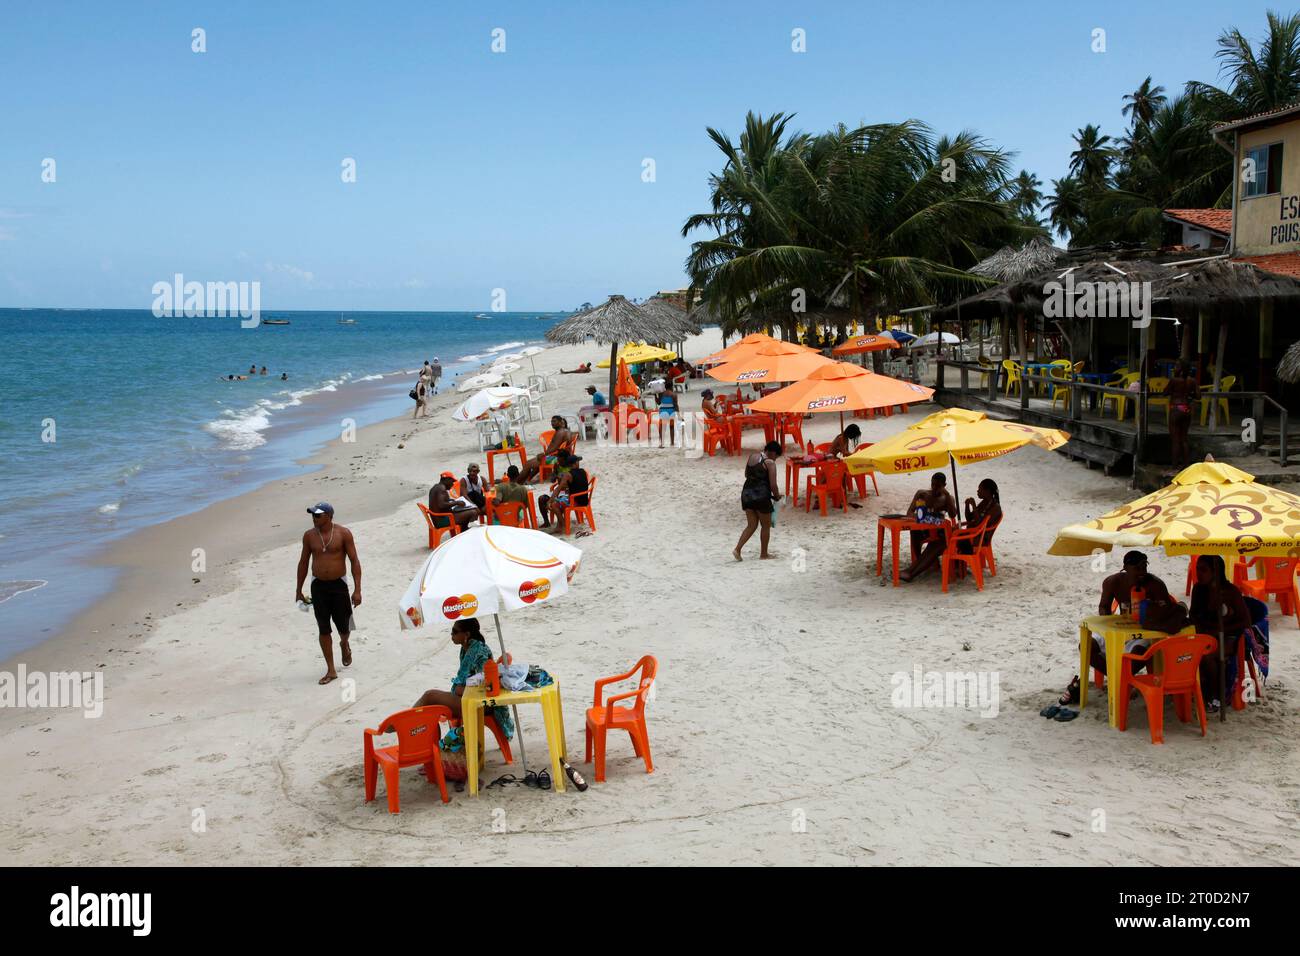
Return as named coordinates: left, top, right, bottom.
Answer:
left=1259, top=300, right=1275, bottom=396
left=1211, top=319, right=1228, bottom=428
left=1017, top=314, right=1026, bottom=363
left=1197, top=309, right=1209, bottom=382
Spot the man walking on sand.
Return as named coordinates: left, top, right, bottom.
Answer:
left=295, top=502, right=362, bottom=685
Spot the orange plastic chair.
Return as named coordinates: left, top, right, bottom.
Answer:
left=585, top=655, right=657, bottom=783
left=940, top=517, right=991, bottom=592
left=562, top=476, right=597, bottom=534
left=417, top=502, right=461, bottom=549
left=977, top=513, right=1001, bottom=577
left=805, top=459, right=848, bottom=516
left=703, top=420, right=734, bottom=457
left=363, top=705, right=452, bottom=812
left=781, top=413, right=804, bottom=449
left=486, top=433, right=527, bottom=483
left=1118, top=634, right=1217, bottom=744
left=851, top=442, right=880, bottom=497
left=489, top=500, right=528, bottom=528
left=1235, top=557, right=1299, bottom=625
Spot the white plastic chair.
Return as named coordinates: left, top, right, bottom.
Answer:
left=525, top=387, right=543, bottom=422
left=475, top=418, right=504, bottom=452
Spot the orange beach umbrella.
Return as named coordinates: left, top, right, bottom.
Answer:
left=614, top=358, right=639, bottom=401
left=696, top=333, right=780, bottom=368
left=832, top=332, right=904, bottom=356
left=707, top=340, right=834, bottom=385
left=750, top=362, right=933, bottom=422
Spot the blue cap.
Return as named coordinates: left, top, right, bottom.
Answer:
left=307, top=502, right=334, bottom=515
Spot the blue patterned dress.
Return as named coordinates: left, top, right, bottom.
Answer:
left=452, top=639, right=515, bottom=739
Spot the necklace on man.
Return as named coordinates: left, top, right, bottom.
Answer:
left=318, top=527, right=334, bottom=551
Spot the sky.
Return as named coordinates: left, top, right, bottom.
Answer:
left=0, top=1, right=1274, bottom=311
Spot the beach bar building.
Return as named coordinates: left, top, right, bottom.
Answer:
left=929, top=104, right=1300, bottom=484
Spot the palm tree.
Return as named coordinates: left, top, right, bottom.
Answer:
left=1122, top=76, right=1168, bottom=129
left=682, top=116, right=1026, bottom=337
left=1007, top=169, right=1045, bottom=227
left=1044, top=177, right=1087, bottom=243
left=1186, top=11, right=1300, bottom=117
left=1068, top=124, right=1115, bottom=188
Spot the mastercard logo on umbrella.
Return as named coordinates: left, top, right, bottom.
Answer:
left=518, top=578, right=552, bottom=603
left=442, top=593, right=479, bottom=619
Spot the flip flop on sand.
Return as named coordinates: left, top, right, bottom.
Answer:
left=1054, top=708, right=1079, bottom=722
left=340, top=641, right=352, bottom=667
left=1040, top=704, right=1061, bottom=718
left=319, top=673, right=338, bottom=686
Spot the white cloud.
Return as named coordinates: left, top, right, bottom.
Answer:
left=263, top=260, right=314, bottom=283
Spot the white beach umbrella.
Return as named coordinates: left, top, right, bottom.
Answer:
left=451, top=386, right=531, bottom=423
left=520, top=345, right=546, bottom=375
left=459, top=371, right=506, bottom=392
left=908, top=332, right=960, bottom=348
left=490, top=362, right=523, bottom=376
left=397, top=525, right=583, bottom=774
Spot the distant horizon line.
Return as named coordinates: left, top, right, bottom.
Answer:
left=0, top=305, right=582, bottom=315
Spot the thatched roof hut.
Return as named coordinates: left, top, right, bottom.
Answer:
left=1279, top=341, right=1300, bottom=384
left=546, top=294, right=663, bottom=398
left=970, top=236, right=1065, bottom=284
left=639, top=295, right=702, bottom=341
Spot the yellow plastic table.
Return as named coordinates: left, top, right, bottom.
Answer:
left=461, top=681, right=567, bottom=796
left=1078, top=615, right=1194, bottom=728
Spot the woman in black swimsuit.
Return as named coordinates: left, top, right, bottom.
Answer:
left=735, top=441, right=783, bottom=561
left=1166, top=361, right=1199, bottom=470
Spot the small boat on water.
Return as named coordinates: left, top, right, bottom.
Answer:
left=338, top=319, right=357, bottom=325
left=263, top=319, right=291, bottom=326
left=475, top=313, right=490, bottom=320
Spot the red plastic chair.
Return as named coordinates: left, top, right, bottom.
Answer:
left=585, top=655, right=657, bottom=783
left=1118, top=634, right=1218, bottom=744
left=363, top=705, right=452, bottom=812
left=780, top=413, right=804, bottom=449
left=562, top=476, right=597, bottom=534
left=851, top=442, right=880, bottom=497
left=539, top=436, right=577, bottom=483
left=1235, top=557, right=1298, bottom=625
left=417, top=502, right=461, bottom=549
left=703, top=420, right=734, bottom=457
left=940, top=517, right=991, bottom=592
left=805, top=460, right=848, bottom=516
left=486, top=433, right=527, bottom=483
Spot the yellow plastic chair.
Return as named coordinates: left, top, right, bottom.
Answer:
left=1101, top=372, right=1140, bottom=420
left=1049, top=365, right=1071, bottom=410
left=1002, top=360, right=1022, bottom=397
left=1199, top=375, right=1236, bottom=426
left=977, top=356, right=993, bottom=389
left=1146, top=377, right=1171, bottom=424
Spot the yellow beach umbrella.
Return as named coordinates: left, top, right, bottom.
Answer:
left=1047, top=460, right=1300, bottom=558
left=596, top=342, right=677, bottom=368
left=843, top=409, right=1069, bottom=501
left=1048, top=459, right=1300, bottom=721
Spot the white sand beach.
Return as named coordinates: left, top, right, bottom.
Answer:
left=2, top=329, right=1297, bottom=866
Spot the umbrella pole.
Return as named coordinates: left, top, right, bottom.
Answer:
left=1217, top=602, right=1226, bottom=723
left=949, top=453, right=960, bottom=509
left=492, top=613, right=530, bottom=773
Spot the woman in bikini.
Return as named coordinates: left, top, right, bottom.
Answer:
left=1165, top=361, right=1199, bottom=470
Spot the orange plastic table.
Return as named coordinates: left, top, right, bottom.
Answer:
left=875, top=516, right=941, bottom=587
left=785, top=455, right=829, bottom=507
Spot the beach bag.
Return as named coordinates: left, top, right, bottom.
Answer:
left=438, top=725, right=469, bottom=781
left=409, top=387, right=419, bottom=402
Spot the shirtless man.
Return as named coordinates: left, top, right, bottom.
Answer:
left=294, top=503, right=362, bottom=685
left=906, top=472, right=958, bottom=556
left=1059, top=550, right=1185, bottom=704
left=429, top=471, right=481, bottom=528
left=519, top=416, right=572, bottom=483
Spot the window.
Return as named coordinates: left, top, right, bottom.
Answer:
left=1244, top=143, right=1283, bottom=197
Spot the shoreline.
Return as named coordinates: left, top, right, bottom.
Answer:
left=0, top=347, right=553, bottom=674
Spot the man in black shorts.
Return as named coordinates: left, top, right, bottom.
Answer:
left=294, top=502, right=363, bottom=685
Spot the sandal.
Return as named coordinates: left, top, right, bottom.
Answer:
left=523, top=768, right=552, bottom=790
left=487, top=774, right=518, bottom=789
left=1054, top=708, right=1079, bottom=722
left=1039, top=704, right=1061, bottom=718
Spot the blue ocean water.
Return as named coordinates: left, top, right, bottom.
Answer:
left=0, top=308, right=565, bottom=656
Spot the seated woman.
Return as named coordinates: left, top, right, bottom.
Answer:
left=826, top=424, right=864, bottom=509
left=1189, top=554, right=1251, bottom=713
left=412, top=616, right=515, bottom=737
left=539, top=452, right=589, bottom=532
left=899, top=478, right=1000, bottom=582
left=701, top=389, right=722, bottom=419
